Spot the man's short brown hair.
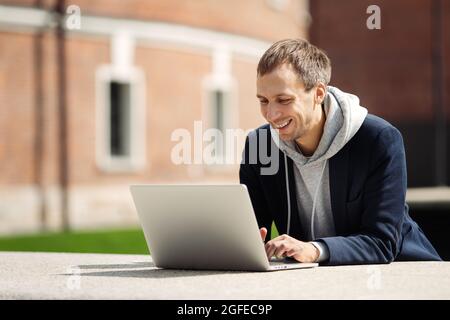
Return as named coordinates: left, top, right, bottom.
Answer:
left=257, top=38, right=331, bottom=91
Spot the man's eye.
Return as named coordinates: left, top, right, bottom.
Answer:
left=279, top=99, right=292, bottom=104
left=259, top=100, right=268, bottom=105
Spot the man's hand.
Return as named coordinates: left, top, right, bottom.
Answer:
left=264, top=233, right=320, bottom=263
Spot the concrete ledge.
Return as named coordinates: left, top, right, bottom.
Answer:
left=407, top=187, right=450, bottom=209
left=0, top=252, right=449, bottom=299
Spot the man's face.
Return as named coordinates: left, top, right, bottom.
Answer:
left=256, top=63, right=319, bottom=142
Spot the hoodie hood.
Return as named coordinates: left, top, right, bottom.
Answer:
left=270, top=85, right=368, bottom=166
left=270, top=86, right=368, bottom=241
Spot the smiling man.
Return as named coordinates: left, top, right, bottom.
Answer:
left=239, top=39, right=442, bottom=265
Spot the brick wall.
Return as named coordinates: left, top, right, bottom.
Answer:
left=0, top=0, right=307, bottom=232
left=0, top=32, right=36, bottom=185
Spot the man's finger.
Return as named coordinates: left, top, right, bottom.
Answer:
left=270, top=235, right=289, bottom=242
left=265, top=242, right=276, bottom=259
left=265, top=237, right=282, bottom=258
left=286, top=248, right=297, bottom=258
left=260, top=227, right=267, bottom=242
left=274, top=241, right=289, bottom=258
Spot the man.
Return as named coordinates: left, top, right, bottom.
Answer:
left=239, top=39, right=442, bottom=265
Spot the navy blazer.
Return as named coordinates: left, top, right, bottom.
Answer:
left=239, top=114, right=442, bottom=265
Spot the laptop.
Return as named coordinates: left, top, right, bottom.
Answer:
left=130, top=184, right=318, bottom=272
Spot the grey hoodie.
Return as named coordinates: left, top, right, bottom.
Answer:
left=270, top=86, right=368, bottom=260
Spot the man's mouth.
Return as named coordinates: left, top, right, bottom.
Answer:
left=273, top=119, right=293, bottom=130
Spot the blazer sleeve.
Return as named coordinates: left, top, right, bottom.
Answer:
left=318, top=126, right=407, bottom=265
left=239, top=136, right=273, bottom=241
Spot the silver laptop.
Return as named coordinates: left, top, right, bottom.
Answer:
left=130, top=184, right=318, bottom=272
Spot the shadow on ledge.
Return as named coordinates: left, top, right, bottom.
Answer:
left=60, top=261, right=249, bottom=278
left=76, top=262, right=155, bottom=270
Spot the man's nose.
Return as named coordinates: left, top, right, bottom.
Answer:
left=266, top=105, right=282, bottom=122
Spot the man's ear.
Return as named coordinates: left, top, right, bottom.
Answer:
left=314, top=83, right=327, bottom=105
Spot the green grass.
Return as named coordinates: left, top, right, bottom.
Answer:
left=0, top=222, right=280, bottom=254
left=0, top=228, right=149, bottom=254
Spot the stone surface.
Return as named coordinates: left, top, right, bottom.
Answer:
left=0, top=251, right=449, bottom=300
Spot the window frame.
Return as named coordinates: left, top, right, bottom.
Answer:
left=202, top=74, right=238, bottom=167
left=95, top=65, right=146, bottom=173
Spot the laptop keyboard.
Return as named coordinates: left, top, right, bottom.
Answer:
left=269, top=257, right=297, bottom=265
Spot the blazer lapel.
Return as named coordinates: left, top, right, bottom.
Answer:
left=329, top=143, right=350, bottom=235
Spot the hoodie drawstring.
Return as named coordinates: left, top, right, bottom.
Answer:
left=284, top=153, right=291, bottom=236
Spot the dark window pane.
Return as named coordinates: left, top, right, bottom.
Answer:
left=214, top=90, right=224, bottom=132
left=211, top=90, right=227, bottom=158
left=109, top=81, right=131, bottom=156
